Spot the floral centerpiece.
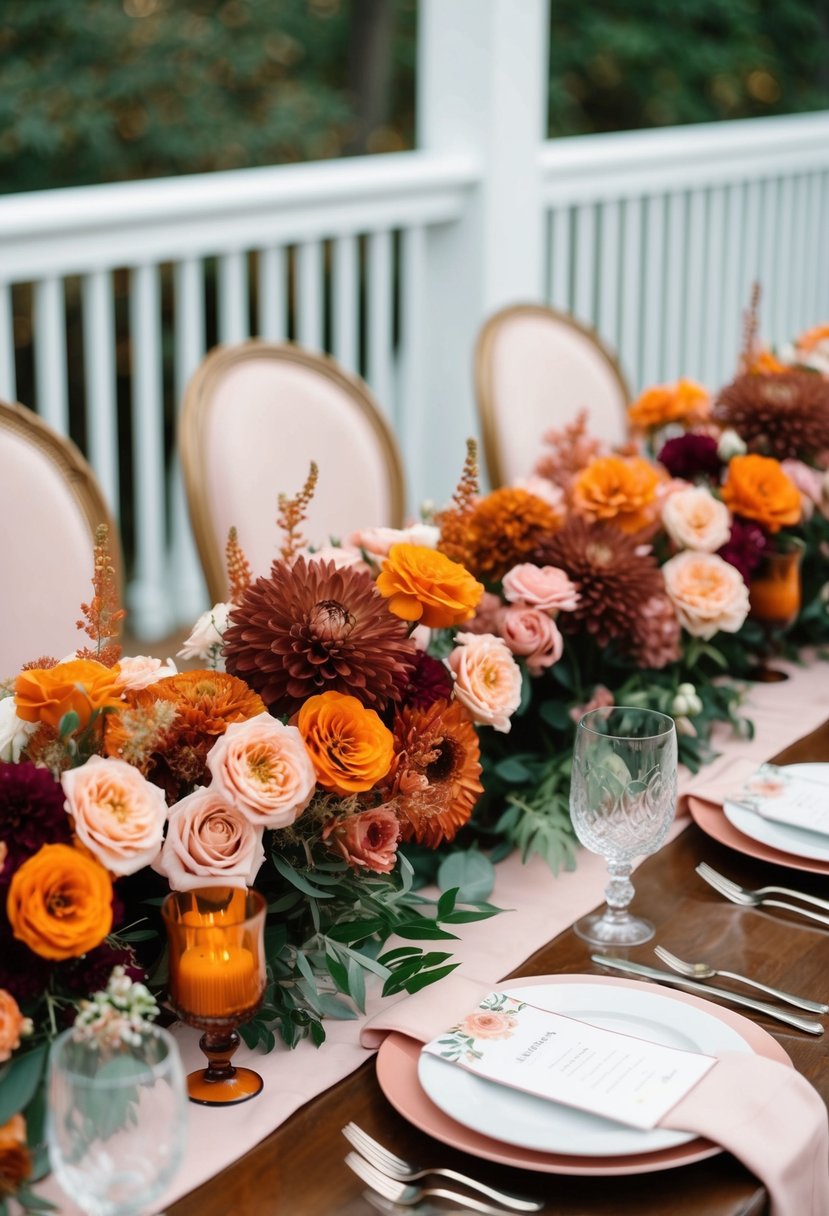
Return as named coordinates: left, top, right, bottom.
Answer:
left=0, top=477, right=522, bottom=1209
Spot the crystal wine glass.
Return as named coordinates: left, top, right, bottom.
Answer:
left=46, top=1022, right=187, bottom=1216
left=570, top=706, right=677, bottom=947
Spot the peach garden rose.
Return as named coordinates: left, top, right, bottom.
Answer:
left=323, top=806, right=400, bottom=874
left=206, top=712, right=317, bottom=829
left=661, top=485, right=731, bottom=553
left=153, top=787, right=265, bottom=891
left=499, top=605, right=564, bottom=676
left=446, top=633, right=522, bottom=733
left=116, top=655, right=178, bottom=691
left=662, top=551, right=750, bottom=640
left=62, top=755, right=168, bottom=876
left=501, top=563, right=580, bottom=614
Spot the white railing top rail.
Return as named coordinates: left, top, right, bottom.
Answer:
left=540, top=110, right=829, bottom=205
left=0, top=149, right=480, bottom=280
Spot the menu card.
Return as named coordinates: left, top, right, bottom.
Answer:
left=421, top=993, right=716, bottom=1131
left=727, top=763, right=829, bottom=837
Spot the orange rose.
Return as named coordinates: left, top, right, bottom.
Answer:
left=6, top=843, right=113, bottom=961
left=376, top=543, right=483, bottom=629
left=15, top=659, right=123, bottom=731
left=628, top=379, right=710, bottom=430
left=0, top=991, right=29, bottom=1063
left=296, top=691, right=394, bottom=794
left=0, top=1114, right=31, bottom=1198
left=571, top=455, right=664, bottom=534
left=721, top=454, right=802, bottom=533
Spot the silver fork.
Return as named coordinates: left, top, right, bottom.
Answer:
left=345, top=1151, right=519, bottom=1215
left=696, top=863, right=829, bottom=928
left=697, top=862, right=829, bottom=913
left=342, top=1123, right=541, bottom=1212
left=654, top=945, right=829, bottom=1014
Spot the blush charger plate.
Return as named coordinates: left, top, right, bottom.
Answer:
left=375, top=974, right=791, bottom=1177
left=688, top=796, right=829, bottom=876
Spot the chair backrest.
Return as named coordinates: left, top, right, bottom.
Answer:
left=475, top=304, right=632, bottom=487
left=179, top=341, right=406, bottom=603
left=0, top=399, right=119, bottom=679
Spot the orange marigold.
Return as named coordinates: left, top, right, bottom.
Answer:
left=15, top=659, right=124, bottom=732
left=0, top=1114, right=31, bottom=1198
left=438, top=487, right=563, bottom=583
left=721, top=454, right=801, bottom=533
left=376, top=544, right=483, bottom=629
left=628, top=379, right=710, bottom=430
left=571, top=455, right=665, bottom=534
left=296, top=691, right=394, bottom=795
left=384, top=698, right=482, bottom=848
left=6, top=843, right=113, bottom=961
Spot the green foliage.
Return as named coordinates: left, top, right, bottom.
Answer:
left=549, top=0, right=829, bottom=136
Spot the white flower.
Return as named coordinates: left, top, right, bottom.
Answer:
left=348, top=523, right=440, bottom=561
left=117, top=655, right=178, bottom=691
left=717, top=429, right=747, bottom=461
left=178, top=602, right=233, bottom=668
left=0, top=696, right=36, bottom=762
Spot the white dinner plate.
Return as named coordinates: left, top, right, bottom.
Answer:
left=724, top=763, right=829, bottom=864
left=416, top=980, right=751, bottom=1158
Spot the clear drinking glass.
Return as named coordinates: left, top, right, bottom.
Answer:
left=46, top=1023, right=187, bottom=1216
left=570, top=706, right=677, bottom=947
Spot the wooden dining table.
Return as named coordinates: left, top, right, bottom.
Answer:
left=169, top=720, right=829, bottom=1216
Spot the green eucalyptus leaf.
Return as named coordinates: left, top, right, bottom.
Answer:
left=437, top=851, right=495, bottom=903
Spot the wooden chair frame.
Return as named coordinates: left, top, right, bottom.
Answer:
left=179, top=340, right=406, bottom=603
left=474, top=303, right=632, bottom=488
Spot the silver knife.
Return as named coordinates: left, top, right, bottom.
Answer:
left=591, top=955, right=825, bottom=1035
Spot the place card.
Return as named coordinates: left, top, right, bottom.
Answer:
left=727, top=763, right=829, bottom=838
left=421, top=992, right=716, bottom=1131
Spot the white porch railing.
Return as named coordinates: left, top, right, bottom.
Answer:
left=1, top=0, right=827, bottom=639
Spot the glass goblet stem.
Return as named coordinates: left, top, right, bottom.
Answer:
left=604, top=861, right=635, bottom=917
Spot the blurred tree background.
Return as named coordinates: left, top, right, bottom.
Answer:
left=1, top=0, right=828, bottom=196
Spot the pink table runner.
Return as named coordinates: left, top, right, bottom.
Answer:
left=37, top=656, right=829, bottom=1213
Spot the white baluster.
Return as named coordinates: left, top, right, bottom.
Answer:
left=804, top=174, right=823, bottom=325
left=0, top=282, right=16, bottom=403
left=297, top=240, right=323, bottom=352
left=400, top=225, right=426, bottom=511
left=619, top=197, right=643, bottom=390
left=549, top=208, right=570, bottom=312
left=663, top=191, right=686, bottom=381
left=597, top=199, right=621, bottom=353
left=641, top=194, right=666, bottom=387
left=128, top=263, right=170, bottom=639
left=757, top=178, right=779, bottom=342
left=772, top=175, right=795, bottom=349
left=367, top=229, right=394, bottom=416
left=333, top=235, right=359, bottom=374
left=702, top=186, right=726, bottom=389
left=719, top=184, right=744, bottom=374
left=573, top=203, right=596, bottom=324
left=786, top=175, right=809, bottom=336
left=218, top=251, right=249, bottom=345
left=34, top=277, right=68, bottom=433
left=738, top=180, right=762, bottom=331
left=683, top=188, right=706, bottom=379
left=258, top=247, right=286, bottom=341
left=81, top=270, right=119, bottom=514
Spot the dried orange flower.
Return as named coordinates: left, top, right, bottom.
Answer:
left=438, top=438, right=481, bottom=566
left=76, top=523, right=125, bottom=667
left=225, top=526, right=252, bottom=602
left=376, top=544, right=483, bottom=629
left=571, top=455, right=665, bottom=534
left=296, top=691, right=394, bottom=795
left=628, top=379, right=710, bottom=431
left=721, top=454, right=801, bottom=533
left=277, top=462, right=318, bottom=563
left=6, top=843, right=113, bottom=961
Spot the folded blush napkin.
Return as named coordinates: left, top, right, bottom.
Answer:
left=361, top=974, right=829, bottom=1216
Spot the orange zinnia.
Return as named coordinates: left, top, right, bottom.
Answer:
left=0, top=1114, right=31, bottom=1198
left=571, top=455, right=664, bottom=534
left=296, top=691, right=394, bottom=795
left=721, top=454, right=802, bottom=533
left=6, top=843, right=113, bottom=961
left=376, top=544, right=483, bottom=629
left=15, top=659, right=123, bottom=731
left=628, top=379, right=710, bottom=430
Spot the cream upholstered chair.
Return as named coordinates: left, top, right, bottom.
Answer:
left=475, top=304, right=632, bottom=487
left=179, top=341, right=406, bottom=603
left=0, top=399, right=120, bottom=679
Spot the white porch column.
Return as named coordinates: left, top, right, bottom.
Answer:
left=414, top=0, right=549, bottom=503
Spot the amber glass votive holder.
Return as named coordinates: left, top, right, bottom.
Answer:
left=162, top=886, right=266, bottom=1107
left=748, top=535, right=805, bottom=683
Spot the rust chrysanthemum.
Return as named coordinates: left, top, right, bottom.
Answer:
left=535, top=518, right=666, bottom=659
left=383, top=698, right=482, bottom=848
left=223, top=557, right=417, bottom=717
left=104, top=670, right=264, bottom=798
left=713, top=372, right=829, bottom=462
left=438, top=487, right=562, bottom=584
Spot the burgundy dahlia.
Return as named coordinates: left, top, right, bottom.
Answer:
left=717, top=518, right=769, bottom=583
left=401, top=651, right=454, bottom=710
left=657, top=433, right=722, bottom=481
left=0, top=761, right=72, bottom=887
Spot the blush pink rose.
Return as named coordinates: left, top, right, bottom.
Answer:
left=348, top=523, right=440, bottom=561
left=206, top=712, right=316, bottom=828
left=61, top=755, right=167, bottom=876
left=501, top=563, right=580, bottom=614
left=569, top=684, right=614, bottom=724
left=781, top=459, right=825, bottom=522
left=464, top=591, right=506, bottom=636
left=117, top=655, right=178, bottom=691
left=152, top=787, right=265, bottom=891
left=458, top=1010, right=518, bottom=1040
left=446, top=633, right=522, bottom=733
left=662, top=551, right=750, bottom=639
left=661, top=486, right=731, bottom=553
left=322, top=806, right=400, bottom=874
left=500, top=605, right=564, bottom=675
